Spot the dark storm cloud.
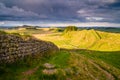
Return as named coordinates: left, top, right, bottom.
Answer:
left=0, top=0, right=120, bottom=23
left=0, top=2, right=47, bottom=21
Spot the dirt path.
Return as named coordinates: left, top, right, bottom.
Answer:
left=22, top=66, right=39, bottom=76
left=59, top=39, right=116, bottom=80
left=84, top=63, right=98, bottom=80
left=22, top=66, right=39, bottom=80
left=77, top=52, right=115, bottom=80
left=88, top=60, right=115, bottom=80
left=75, top=51, right=115, bottom=80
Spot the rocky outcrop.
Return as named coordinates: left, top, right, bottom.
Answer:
left=0, top=33, right=59, bottom=63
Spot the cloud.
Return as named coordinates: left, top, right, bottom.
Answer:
left=0, top=21, right=5, bottom=25
left=0, top=3, right=47, bottom=21
left=77, top=5, right=120, bottom=23
left=0, top=0, right=120, bottom=25
left=86, top=17, right=104, bottom=21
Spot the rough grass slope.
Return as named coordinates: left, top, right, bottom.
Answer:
left=63, top=29, right=120, bottom=51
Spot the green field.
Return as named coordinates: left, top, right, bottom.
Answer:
left=0, top=28, right=120, bottom=80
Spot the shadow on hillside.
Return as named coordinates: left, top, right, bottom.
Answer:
left=60, top=48, right=120, bottom=53
left=60, top=48, right=120, bottom=69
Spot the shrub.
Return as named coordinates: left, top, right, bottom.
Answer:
left=64, top=26, right=78, bottom=33
left=0, top=30, right=7, bottom=34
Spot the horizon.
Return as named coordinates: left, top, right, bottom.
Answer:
left=0, top=22, right=120, bottom=27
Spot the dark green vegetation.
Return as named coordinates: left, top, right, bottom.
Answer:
left=0, top=30, right=7, bottom=34
left=96, top=28, right=120, bottom=33
left=64, top=26, right=78, bottom=33
left=0, top=28, right=120, bottom=80
left=78, top=50, right=120, bottom=69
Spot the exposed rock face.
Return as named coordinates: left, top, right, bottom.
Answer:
left=0, top=33, right=59, bottom=63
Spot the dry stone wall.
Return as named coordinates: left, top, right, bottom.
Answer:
left=0, top=33, right=58, bottom=63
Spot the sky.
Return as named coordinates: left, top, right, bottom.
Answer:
left=0, top=0, right=120, bottom=27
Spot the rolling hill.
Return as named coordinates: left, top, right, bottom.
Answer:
left=63, top=29, right=120, bottom=51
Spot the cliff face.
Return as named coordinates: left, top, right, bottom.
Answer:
left=0, top=33, right=58, bottom=63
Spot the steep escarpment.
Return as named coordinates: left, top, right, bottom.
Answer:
left=0, top=31, right=59, bottom=63
left=63, top=29, right=120, bottom=51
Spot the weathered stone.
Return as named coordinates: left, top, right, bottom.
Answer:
left=43, top=63, right=55, bottom=69
left=42, top=69, right=58, bottom=75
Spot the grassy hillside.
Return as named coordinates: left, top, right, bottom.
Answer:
left=64, top=29, right=101, bottom=48
left=1, top=28, right=120, bottom=80
left=33, top=29, right=120, bottom=51
left=1, top=49, right=120, bottom=80
left=63, top=29, right=120, bottom=51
